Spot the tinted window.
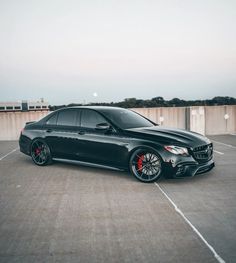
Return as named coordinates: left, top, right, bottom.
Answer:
left=81, top=110, right=107, bottom=128
left=46, top=113, right=58, bottom=125
left=100, top=108, right=154, bottom=129
left=57, top=110, right=77, bottom=126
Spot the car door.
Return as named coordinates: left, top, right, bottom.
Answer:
left=74, top=109, right=131, bottom=168
left=44, top=109, right=80, bottom=159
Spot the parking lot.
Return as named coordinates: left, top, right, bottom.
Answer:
left=0, top=135, right=235, bottom=263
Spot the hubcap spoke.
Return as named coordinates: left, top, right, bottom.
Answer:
left=136, top=154, right=143, bottom=160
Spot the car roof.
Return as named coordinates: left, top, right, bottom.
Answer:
left=40, top=106, right=128, bottom=124
left=56, top=106, right=126, bottom=111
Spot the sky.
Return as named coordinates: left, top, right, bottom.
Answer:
left=0, top=0, right=236, bottom=105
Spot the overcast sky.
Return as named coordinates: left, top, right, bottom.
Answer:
left=0, top=0, right=236, bottom=105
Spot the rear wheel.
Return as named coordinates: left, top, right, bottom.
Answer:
left=129, top=148, right=163, bottom=183
left=31, top=139, right=52, bottom=166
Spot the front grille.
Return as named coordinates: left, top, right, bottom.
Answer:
left=192, top=143, right=213, bottom=163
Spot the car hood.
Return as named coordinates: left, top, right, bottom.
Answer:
left=125, top=126, right=211, bottom=148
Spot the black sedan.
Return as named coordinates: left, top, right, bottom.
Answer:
left=19, top=106, right=214, bottom=182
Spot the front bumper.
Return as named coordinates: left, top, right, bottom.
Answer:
left=176, top=159, right=215, bottom=178
left=164, top=158, right=215, bottom=178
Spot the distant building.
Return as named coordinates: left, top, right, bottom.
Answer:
left=0, top=100, right=49, bottom=112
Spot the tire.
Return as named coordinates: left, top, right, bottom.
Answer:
left=129, top=148, right=163, bottom=183
left=30, top=139, right=52, bottom=166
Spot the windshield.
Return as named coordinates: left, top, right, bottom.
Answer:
left=100, top=108, right=155, bottom=129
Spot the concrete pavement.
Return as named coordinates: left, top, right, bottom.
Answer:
left=0, top=135, right=235, bottom=262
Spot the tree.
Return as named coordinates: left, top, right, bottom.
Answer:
left=168, top=98, right=185, bottom=107
left=49, top=96, right=236, bottom=110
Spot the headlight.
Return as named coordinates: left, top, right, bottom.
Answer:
left=164, top=145, right=189, bottom=156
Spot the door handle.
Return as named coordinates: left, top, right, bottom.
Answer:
left=46, top=129, right=53, bottom=133
left=78, top=131, right=85, bottom=135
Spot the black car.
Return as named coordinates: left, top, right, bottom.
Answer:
left=19, top=106, right=214, bottom=182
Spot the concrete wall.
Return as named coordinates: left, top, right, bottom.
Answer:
left=133, top=107, right=186, bottom=129
left=133, top=105, right=236, bottom=135
left=0, top=106, right=235, bottom=140
left=189, top=106, right=205, bottom=135
left=205, top=106, right=236, bottom=135
left=0, top=111, right=49, bottom=140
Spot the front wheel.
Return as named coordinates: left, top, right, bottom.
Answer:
left=31, top=139, right=52, bottom=166
left=129, top=148, right=163, bottom=183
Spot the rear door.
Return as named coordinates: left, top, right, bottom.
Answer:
left=44, top=109, right=80, bottom=159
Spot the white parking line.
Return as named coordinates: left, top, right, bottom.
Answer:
left=0, top=147, right=19, bottom=161
left=213, top=150, right=224, bottom=155
left=211, top=139, right=236, bottom=149
left=154, top=182, right=225, bottom=263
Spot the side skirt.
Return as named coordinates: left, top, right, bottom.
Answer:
left=52, top=158, right=125, bottom=172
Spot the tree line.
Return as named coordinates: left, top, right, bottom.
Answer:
left=49, top=96, right=236, bottom=111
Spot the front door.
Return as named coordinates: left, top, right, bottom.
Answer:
left=74, top=109, right=130, bottom=168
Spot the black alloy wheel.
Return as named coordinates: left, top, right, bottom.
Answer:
left=129, top=148, right=163, bottom=182
left=31, top=139, right=52, bottom=166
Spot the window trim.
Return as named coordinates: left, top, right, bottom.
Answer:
left=45, top=112, right=58, bottom=126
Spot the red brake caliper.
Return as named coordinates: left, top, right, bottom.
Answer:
left=137, top=155, right=144, bottom=171
left=35, top=148, right=41, bottom=155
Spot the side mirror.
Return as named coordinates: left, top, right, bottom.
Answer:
left=96, top=122, right=110, bottom=130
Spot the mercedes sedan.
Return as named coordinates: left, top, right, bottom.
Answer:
left=19, top=106, right=214, bottom=182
